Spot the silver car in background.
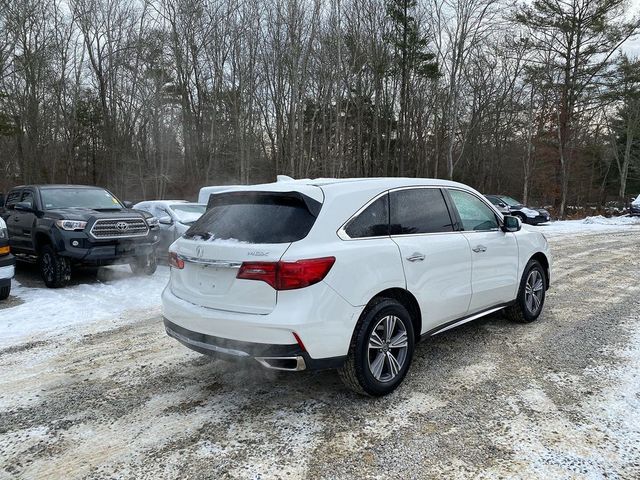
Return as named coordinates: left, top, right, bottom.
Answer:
left=134, top=201, right=206, bottom=255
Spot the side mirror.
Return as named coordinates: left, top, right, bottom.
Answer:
left=14, top=201, right=34, bottom=213
left=159, top=216, right=173, bottom=225
left=123, top=201, right=134, bottom=209
left=498, top=202, right=507, bottom=208
left=502, top=215, right=521, bottom=233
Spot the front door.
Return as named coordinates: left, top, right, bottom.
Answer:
left=447, top=189, right=519, bottom=312
left=10, top=189, right=38, bottom=252
left=389, top=188, right=472, bottom=334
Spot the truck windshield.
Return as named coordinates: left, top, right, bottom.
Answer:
left=499, top=196, right=522, bottom=207
left=41, top=188, right=124, bottom=210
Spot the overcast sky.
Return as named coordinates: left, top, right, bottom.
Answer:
left=623, top=0, right=640, bottom=55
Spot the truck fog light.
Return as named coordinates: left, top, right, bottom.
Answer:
left=72, top=240, right=80, bottom=247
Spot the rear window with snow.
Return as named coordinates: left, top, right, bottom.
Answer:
left=184, top=191, right=321, bottom=244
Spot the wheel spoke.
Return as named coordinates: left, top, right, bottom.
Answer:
left=533, top=279, right=544, bottom=292
left=369, top=332, right=384, bottom=349
left=370, top=352, right=385, bottom=380
left=386, top=352, right=401, bottom=377
left=384, top=316, right=396, bottom=342
left=532, top=292, right=541, bottom=310
left=526, top=293, right=534, bottom=312
left=389, top=331, right=408, bottom=349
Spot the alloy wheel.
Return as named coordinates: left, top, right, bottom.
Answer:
left=524, top=269, right=544, bottom=314
left=42, top=253, right=54, bottom=282
left=367, top=315, right=409, bottom=383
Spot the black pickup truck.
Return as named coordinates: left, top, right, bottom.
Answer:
left=0, top=185, right=160, bottom=288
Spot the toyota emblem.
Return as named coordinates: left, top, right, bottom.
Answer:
left=116, top=221, right=129, bottom=232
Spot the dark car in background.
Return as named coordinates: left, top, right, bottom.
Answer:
left=0, top=185, right=160, bottom=288
left=485, top=195, right=551, bottom=225
left=631, top=195, right=640, bottom=216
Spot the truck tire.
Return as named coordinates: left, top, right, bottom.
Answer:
left=130, top=255, right=157, bottom=276
left=0, top=284, right=10, bottom=300
left=39, top=245, right=71, bottom=288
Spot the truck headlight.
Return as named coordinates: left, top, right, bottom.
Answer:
left=146, top=216, right=159, bottom=228
left=56, top=220, right=88, bottom=231
left=0, top=225, right=7, bottom=239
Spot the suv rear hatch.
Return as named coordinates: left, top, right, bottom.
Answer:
left=169, top=187, right=323, bottom=314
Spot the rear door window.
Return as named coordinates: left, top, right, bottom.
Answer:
left=390, top=188, right=454, bottom=235
left=186, top=191, right=321, bottom=243
left=344, top=194, right=390, bottom=238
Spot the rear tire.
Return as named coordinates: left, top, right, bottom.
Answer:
left=505, top=259, right=546, bottom=323
left=339, top=298, right=415, bottom=396
left=130, top=255, right=157, bottom=276
left=0, top=284, right=10, bottom=300
left=39, top=245, right=71, bottom=288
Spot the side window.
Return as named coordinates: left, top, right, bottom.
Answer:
left=344, top=194, right=389, bottom=238
left=5, top=190, right=21, bottom=210
left=21, top=190, right=34, bottom=209
left=390, top=188, right=454, bottom=235
left=449, top=190, right=499, bottom=231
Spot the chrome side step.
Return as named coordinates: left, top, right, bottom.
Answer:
left=429, top=306, right=506, bottom=336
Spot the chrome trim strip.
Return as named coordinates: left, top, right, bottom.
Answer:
left=430, top=306, right=506, bottom=336
left=255, top=356, right=307, bottom=371
left=178, top=256, right=242, bottom=268
left=337, top=184, right=505, bottom=241
left=165, top=326, right=251, bottom=357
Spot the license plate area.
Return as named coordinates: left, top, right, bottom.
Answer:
left=194, top=265, right=235, bottom=295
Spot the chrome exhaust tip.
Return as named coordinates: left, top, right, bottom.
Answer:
left=255, top=356, right=307, bottom=371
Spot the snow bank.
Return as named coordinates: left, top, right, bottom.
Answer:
left=0, top=266, right=170, bottom=349
left=582, top=215, right=640, bottom=226
left=536, top=216, right=640, bottom=238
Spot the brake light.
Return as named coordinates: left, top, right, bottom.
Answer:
left=0, top=246, right=9, bottom=256
left=237, top=257, right=335, bottom=290
left=169, top=252, right=184, bottom=269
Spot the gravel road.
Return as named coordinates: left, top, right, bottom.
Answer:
left=1, top=231, right=639, bottom=479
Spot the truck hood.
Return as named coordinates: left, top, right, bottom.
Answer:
left=44, top=207, right=148, bottom=221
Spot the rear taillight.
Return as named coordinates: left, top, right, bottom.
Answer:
left=0, top=246, right=9, bottom=256
left=237, top=257, right=335, bottom=290
left=169, top=252, right=184, bottom=269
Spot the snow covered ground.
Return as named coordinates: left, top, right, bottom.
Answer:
left=0, top=266, right=170, bottom=349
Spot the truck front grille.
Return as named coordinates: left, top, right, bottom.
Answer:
left=90, top=218, right=149, bottom=239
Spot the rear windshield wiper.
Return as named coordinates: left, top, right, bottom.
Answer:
left=184, top=230, right=212, bottom=240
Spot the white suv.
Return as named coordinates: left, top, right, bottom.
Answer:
left=162, top=178, right=551, bottom=396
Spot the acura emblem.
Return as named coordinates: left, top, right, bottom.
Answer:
left=196, top=246, right=204, bottom=258
left=116, top=221, right=129, bottom=231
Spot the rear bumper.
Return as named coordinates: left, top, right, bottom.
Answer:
left=162, top=280, right=360, bottom=363
left=164, top=318, right=345, bottom=371
left=526, top=214, right=550, bottom=225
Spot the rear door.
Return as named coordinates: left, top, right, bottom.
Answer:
left=389, top=188, right=472, bottom=333
left=169, top=189, right=322, bottom=314
left=447, top=189, right=519, bottom=312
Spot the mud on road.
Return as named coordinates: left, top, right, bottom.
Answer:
left=1, top=232, right=639, bottom=479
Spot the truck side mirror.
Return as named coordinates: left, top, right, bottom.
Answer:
left=123, top=201, right=134, bottom=209
left=14, top=201, right=35, bottom=213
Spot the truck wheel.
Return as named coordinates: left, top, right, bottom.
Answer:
left=39, top=245, right=71, bottom=288
left=0, top=284, right=10, bottom=300
left=130, top=255, right=157, bottom=276
left=338, top=298, right=415, bottom=396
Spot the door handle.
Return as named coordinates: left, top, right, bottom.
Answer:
left=406, top=252, right=426, bottom=262
left=472, top=245, right=487, bottom=253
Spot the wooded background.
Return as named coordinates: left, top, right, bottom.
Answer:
left=0, top=0, right=639, bottom=216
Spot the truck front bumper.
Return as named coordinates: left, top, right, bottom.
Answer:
left=54, top=230, right=160, bottom=265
